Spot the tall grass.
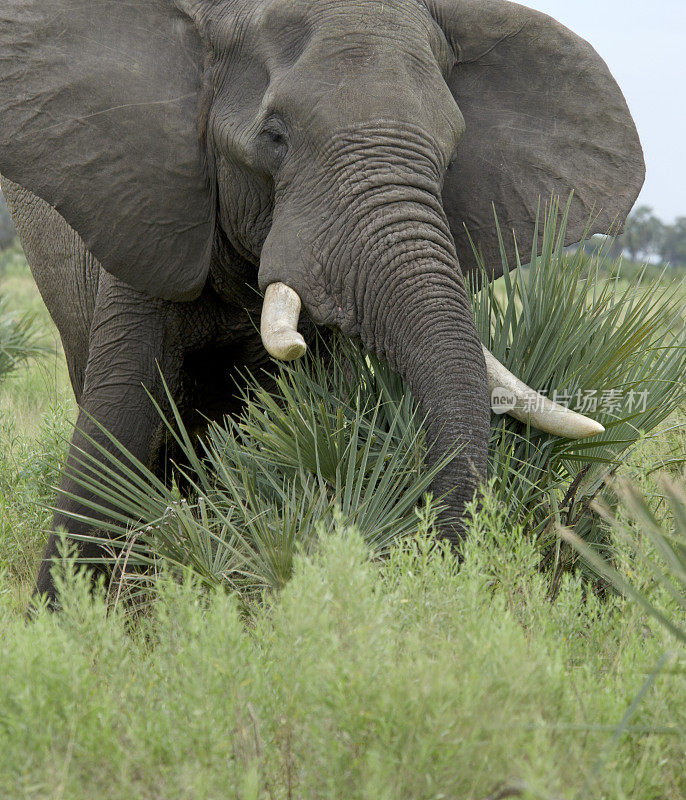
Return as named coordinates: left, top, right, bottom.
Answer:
left=2, top=501, right=683, bottom=799
left=559, top=479, right=686, bottom=774
left=562, top=478, right=686, bottom=645
left=0, top=253, right=72, bottom=599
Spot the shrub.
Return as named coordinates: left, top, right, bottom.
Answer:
left=2, top=507, right=683, bottom=799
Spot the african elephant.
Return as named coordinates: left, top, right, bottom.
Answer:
left=0, top=0, right=644, bottom=602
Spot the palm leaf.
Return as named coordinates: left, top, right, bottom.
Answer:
left=56, top=336, right=457, bottom=599
left=52, top=201, right=685, bottom=597
left=470, top=198, right=685, bottom=573
left=0, top=294, right=49, bottom=380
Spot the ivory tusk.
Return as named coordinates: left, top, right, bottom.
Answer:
left=483, top=346, right=605, bottom=439
left=260, top=282, right=307, bottom=361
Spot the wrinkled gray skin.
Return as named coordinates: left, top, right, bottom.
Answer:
left=0, top=0, right=644, bottom=602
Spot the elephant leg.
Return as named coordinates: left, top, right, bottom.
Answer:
left=1, top=176, right=99, bottom=402
left=35, top=272, right=184, bottom=605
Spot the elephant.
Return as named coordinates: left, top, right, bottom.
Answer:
left=0, top=0, right=644, bottom=602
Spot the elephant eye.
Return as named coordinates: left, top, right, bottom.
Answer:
left=265, top=128, right=286, bottom=146
left=256, top=117, right=289, bottom=172
left=259, top=117, right=289, bottom=148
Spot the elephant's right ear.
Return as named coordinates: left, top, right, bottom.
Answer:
left=0, top=0, right=215, bottom=301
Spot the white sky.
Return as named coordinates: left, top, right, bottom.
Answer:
left=523, top=0, right=684, bottom=222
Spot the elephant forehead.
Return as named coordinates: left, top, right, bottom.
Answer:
left=206, top=0, right=463, bottom=167
left=215, top=0, right=451, bottom=71
left=257, top=0, right=432, bottom=34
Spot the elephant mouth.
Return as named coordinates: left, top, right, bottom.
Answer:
left=260, top=282, right=605, bottom=441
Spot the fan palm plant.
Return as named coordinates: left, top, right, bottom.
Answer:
left=58, top=338, right=454, bottom=599
left=471, top=200, right=685, bottom=587
left=55, top=203, right=685, bottom=599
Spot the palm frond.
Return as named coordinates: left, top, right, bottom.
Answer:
left=53, top=200, right=685, bottom=597
left=0, top=295, right=48, bottom=380
left=57, top=336, right=456, bottom=599
left=470, top=198, right=685, bottom=574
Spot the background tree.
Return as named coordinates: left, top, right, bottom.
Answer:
left=621, top=205, right=664, bottom=261
left=659, top=217, right=686, bottom=266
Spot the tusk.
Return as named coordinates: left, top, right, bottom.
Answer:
left=483, top=346, right=605, bottom=439
left=261, top=282, right=307, bottom=361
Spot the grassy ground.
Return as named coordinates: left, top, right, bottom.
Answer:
left=0, top=249, right=73, bottom=605
left=0, top=249, right=684, bottom=799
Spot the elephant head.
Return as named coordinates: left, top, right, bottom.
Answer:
left=0, top=0, right=644, bottom=525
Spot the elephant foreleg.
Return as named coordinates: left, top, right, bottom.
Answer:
left=35, top=273, right=184, bottom=605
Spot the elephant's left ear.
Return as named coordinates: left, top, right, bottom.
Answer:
left=427, top=0, right=645, bottom=280
left=0, top=0, right=215, bottom=301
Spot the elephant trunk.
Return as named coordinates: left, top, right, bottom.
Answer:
left=259, top=265, right=604, bottom=530
left=337, top=192, right=490, bottom=527
left=358, top=244, right=491, bottom=528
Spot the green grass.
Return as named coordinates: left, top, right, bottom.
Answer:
left=0, top=501, right=683, bottom=799
left=0, top=248, right=73, bottom=603
left=0, top=245, right=57, bottom=406
left=0, top=246, right=72, bottom=432
left=0, top=239, right=684, bottom=798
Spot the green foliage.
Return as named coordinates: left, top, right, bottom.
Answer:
left=0, top=402, right=71, bottom=585
left=0, top=294, right=48, bottom=382
left=44, top=202, right=685, bottom=597
left=620, top=205, right=666, bottom=262
left=560, top=479, right=686, bottom=774
left=562, top=479, right=686, bottom=645
left=1, top=506, right=683, bottom=799
left=661, top=217, right=686, bottom=268
left=0, top=257, right=73, bottom=597
left=470, top=200, right=686, bottom=580
left=0, top=219, right=683, bottom=799
left=0, top=244, right=31, bottom=279
left=60, top=337, right=455, bottom=599
left=610, top=204, right=686, bottom=267
left=0, top=281, right=56, bottom=587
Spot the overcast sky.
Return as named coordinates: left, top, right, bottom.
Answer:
left=523, top=0, right=683, bottom=222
